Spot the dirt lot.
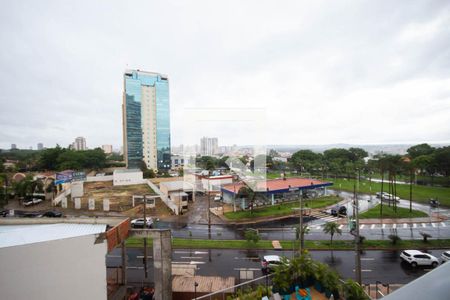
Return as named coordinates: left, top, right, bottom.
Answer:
left=80, top=181, right=154, bottom=212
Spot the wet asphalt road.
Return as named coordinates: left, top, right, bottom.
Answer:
left=106, top=248, right=449, bottom=286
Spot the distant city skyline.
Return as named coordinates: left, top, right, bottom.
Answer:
left=1, top=1, right=450, bottom=149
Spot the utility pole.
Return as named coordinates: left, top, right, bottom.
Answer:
left=354, top=182, right=362, bottom=284
left=143, top=197, right=148, bottom=281
left=208, top=172, right=211, bottom=240
left=299, top=191, right=304, bottom=254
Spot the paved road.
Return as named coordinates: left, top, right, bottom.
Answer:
left=152, top=189, right=450, bottom=241
left=106, top=248, right=449, bottom=286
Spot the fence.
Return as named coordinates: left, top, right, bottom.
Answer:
left=194, top=274, right=273, bottom=300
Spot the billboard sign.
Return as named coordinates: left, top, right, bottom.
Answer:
left=72, top=171, right=86, bottom=182
left=55, top=171, right=74, bottom=185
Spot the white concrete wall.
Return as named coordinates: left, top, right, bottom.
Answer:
left=113, top=171, right=144, bottom=186
left=86, top=175, right=113, bottom=182
left=71, top=181, right=84, bottom=198
left=0, top=234, right=107, bottom=300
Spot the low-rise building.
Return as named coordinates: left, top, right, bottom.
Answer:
left=0, top=218, right=130, bottom=300
left=221, top=177, right=332, bottom=209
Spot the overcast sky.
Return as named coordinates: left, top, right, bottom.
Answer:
left=1, top=0, right=449, bottom=150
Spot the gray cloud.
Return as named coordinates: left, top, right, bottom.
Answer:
left=1, top=0, right=449, bottom=149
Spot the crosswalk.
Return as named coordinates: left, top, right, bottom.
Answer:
left=309, top=211, right=341, bottom=224
left=307, top=221, right=449, bottom=231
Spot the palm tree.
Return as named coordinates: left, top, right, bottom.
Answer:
left=323, top=222, right=342, bottom=245
left=295, top=224, right=310, bottom=252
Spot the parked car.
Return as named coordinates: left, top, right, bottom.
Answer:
left=1, top=210, right=9, bottom=217
left=331, top=205, right=347, bottom=216
left=23, top=198, right=43, bottom=206
left=23, top=199, right=34, bottom=206
left=22, top=211, right=42, bottom=218
left=131, top=217, right=153, bottom=228
left=41, top=211, right=63, bottom=218
left=441, top=251, right=450, bottom=263
left=400, top=250, right=439, bottom=268
left=429, top=199, right=440, bottom=208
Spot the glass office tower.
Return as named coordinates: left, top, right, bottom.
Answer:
left=123, top=70, right=171, bottom=170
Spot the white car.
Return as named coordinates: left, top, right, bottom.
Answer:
left=131, top=217, right=153, bottom=228
left=376, top=192, right=400, bottom=201
left=213, top=195, right=222, bottom=202
left=400, top=250, right=439, bottom=268
left=441, top=251, right=450, bottom=263
left=261, top=255, right=289, bottom=271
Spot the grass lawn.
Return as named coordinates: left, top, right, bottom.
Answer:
left=223, top=196, right=340, bottom=220
left=326, top=178, right=450, bottom=207
left=359, top=204, right=428, bottom=219
left=125, top=237, right=450, bottom=250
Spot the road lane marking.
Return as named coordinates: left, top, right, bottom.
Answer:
left=353, top=269, right=372, bottom=272
left=361, top=258, right=375, bottom=261
left=422, top=223, right=426, bottom=228
left=403, top=223, right=407, bottom=228
left=393, top=224, right=397, bottom=229
left=234, top=268, right=261, bottom=271
left=315, top=226, right=322, bottom=229
left=441, top=222, right=447, bottom=227
left=338, top=225, right=344, bottom=229
left=370, top=224, right=375, bottom=229
left=360, top=224, right=365, bottom=229
left=432, top=223, right=436, bottom=228
left=172, top=261, right=206, bottom=265
left=175, top=251, right=208, bottom=254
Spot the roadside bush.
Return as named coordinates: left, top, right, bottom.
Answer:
left=244, top=229, right=260, bottom=246
left=388, top=234, right=401, bottom=245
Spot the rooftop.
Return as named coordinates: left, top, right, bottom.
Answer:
left=0, top=223, right=106, bottom=249
left=222, top=177, right=332, bottom=194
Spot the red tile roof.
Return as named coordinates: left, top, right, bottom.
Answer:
left=222, top=177, right=330, bottom=194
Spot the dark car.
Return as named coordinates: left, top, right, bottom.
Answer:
left=331, top=205, right=347, bottom=216
left=41, top=211, right=63, bottom=218
left=22, top=211, right=41, bottom=218
left=429, top=199, right=440, bottom=208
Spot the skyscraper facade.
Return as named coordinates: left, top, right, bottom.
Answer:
left=122, top=70, right=171, bottom=170
left=200, top=137, right=219, bottom=156
left=72, top=137, right=87, bottom=151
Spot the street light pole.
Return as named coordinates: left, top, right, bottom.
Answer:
left=208, top=172, right=211, bottom=240
left=354, top=182, right=362, bottom=284
left=299, top=191, right=303, bottom=254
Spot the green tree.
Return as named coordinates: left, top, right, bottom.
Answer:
left=38, top=146, right=66, bottom=170
left=322, top=222, right=342, bottom=245
left=434, top=146, right=450, bottom=176
left=291, top=150, right=322, bottom=174
left=244, top=229, right=260, bottom=245
left=407, top=143, right=435, bottom=159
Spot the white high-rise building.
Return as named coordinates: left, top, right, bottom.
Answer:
left=200, top=137, right=218, bottom=156
left=72, top=137, right=87, bottom=151
left=102, top=145, right=113, bottom=154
